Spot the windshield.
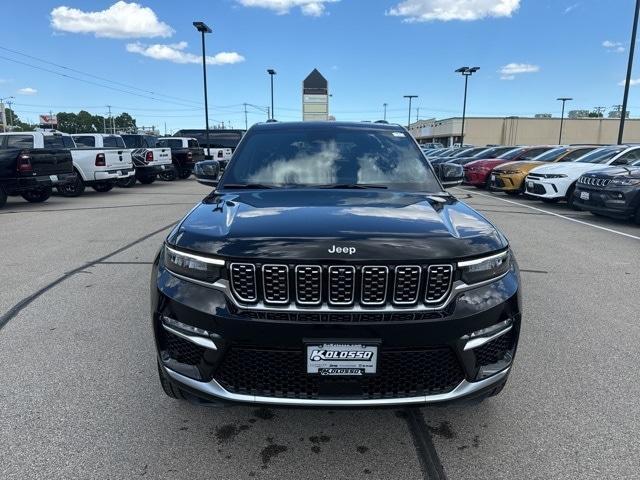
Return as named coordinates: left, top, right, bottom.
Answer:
left=221, top=127, right=442, bottom=192
left=575, top=148, right=624, bottom=163
left=497, top=147, right=525, bottom=160
left=449, top=147, right=476, bottom=158
left=533, top=147, right=568, bottom=162
left=559, top=147, right=597, bottom=161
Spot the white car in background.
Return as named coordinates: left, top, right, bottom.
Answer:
left=524, top=145, right=640, bottom=208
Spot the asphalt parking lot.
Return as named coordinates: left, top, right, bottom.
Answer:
left=1, top=180, right=638, bottom=480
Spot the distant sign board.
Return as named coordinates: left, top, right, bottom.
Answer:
left=39, top=114, right=58, bottom=126
left=302, top=69, right=329, bottom=121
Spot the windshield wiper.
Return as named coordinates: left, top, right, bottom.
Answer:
left=221, top=183, right=274, bottom=189
left=315, top=183, right=388, bottom=190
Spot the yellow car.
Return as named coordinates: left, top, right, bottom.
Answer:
left=489, top=146, right=598, bottom=195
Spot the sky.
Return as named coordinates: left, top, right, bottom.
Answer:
left=1, top=0, right=639, bottom=133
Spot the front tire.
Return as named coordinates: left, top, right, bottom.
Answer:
left=566, top=184, right=579, bottom=210
left=92, top=182, right=114, bottom=193
left=178, top=168, right=192, bottom=180
left=57, top=174, right=85, bottom=197
left=634, top=206, right=640, bottom=225
left=0, top=186, right=7, bottom=208
left=21, top=187, right=52, bottom=203
left=157, top=361, right=186, bottom=400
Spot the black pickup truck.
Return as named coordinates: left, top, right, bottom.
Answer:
left=151, top=121, right=522, bottom=407
left=156, top=137, right=205, bottom=180
left=0, top=134, right=75, bottom=208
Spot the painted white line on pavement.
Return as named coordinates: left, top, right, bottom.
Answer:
left=455, top=188, right=640, bottom=242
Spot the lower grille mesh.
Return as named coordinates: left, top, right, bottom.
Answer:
left=215, top=346, right=464, bottom=399
left=475, top=330, right=515, bottom=367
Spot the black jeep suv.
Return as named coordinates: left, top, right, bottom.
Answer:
left=573, top=159, right=640, bottom=224
left=151, top=121, right=522, bottom=407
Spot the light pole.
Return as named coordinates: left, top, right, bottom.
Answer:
left=619, top=0, right=640, bottom=144
left=1, top=96, right=14, bottom=132
left=557, top=97, right=572, bottom=144
left=403, top=95, right=417, bottom=129
left=383, top=103, right=388, bottom=121
left=455, top=66, right=480, bottom=146
left=193, top=21, right=212, bottom=158
left=267, top=69, right=276, bottom=120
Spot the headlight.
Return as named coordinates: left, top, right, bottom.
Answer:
left=500, top=170, right=523, bottom=175
left=542, top=174, right=567, bottom=179
left=458, top=250, right=511, bottom=285
left=164, top=245, right=224, bottom=283
left=609, top=178, right=640, bottom=186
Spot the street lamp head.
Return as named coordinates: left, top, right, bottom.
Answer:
left=403, top=95, right=418, bottom=99
left=557, top=97, right=573, bottom=101
left=455, top=67, right=469, bottom=73
left=267, top=69, right=276, bottom=75
left=193, top=21, right=212, bottom=33
left=469, top=67, right=480, bottom=72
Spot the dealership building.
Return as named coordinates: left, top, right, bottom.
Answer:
left=408, top=116, right=640, bottom=146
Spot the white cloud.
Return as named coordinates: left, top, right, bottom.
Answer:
left=50, top=1, right=174, bottom=38
left=619, top=78, right=640, bottom=87
left=126, top=42, right=245, bottom=65
left=387, top=0, right=520, bottom=22
left=17, top=87, right=38, bottom=95
left=499, top=63, right=540, bottom=76
left=500, top=75, right=515, bottom=81
left=603, top=40, right=625, bottom=53
left=236, top=0, right=339, bottom=16
left=563, top=3, right=579, bottom=14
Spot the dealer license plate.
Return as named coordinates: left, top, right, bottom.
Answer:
left=306, top=343, right=378, bottom=376
left=527, top=181, right=534, bottom=189
left=490, top=174, right=496, bottom=182
left=49, top=175, right=58, bottom=182
left=580, top=191, right=590, bottom=201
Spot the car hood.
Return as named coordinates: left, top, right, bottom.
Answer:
left=529, top=162, right=607, bottom=177
left=582, top=165, right=640, bottom=179
left=464, top=158, right=510, bottom=169
left=167, top=190, right=508, bottom=262
left=493, top=160, right=545, bottom=173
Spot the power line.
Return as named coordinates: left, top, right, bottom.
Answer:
left=0, top=46, right=201, bottom=106
left=0, top=53, right=199, bottom=108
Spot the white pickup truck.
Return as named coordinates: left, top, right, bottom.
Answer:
left=119, top=134, right=172, bottom=186
left=0, top=131, right=134, bottom=197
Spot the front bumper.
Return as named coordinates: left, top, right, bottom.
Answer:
left=524, top=177, right=572, bottom=199
left=573, top=186, right=639, bottom=218
left=490, top=172, right=526, bottom=192
left=463, top=169, right=491, bottom=186
left=151, top=255, right=522, bottom=407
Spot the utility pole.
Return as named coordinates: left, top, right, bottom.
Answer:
left=6, top=100, right=13, bottom=128
left=557, top=97, right=573, bottom=144
left=243, top=103, right=248, bottom=130
left=0, top=101, right=5, bottom=133
left=267, top=106, right=270, bottom=121
left=103, top=117, right=106, bottom=133
left=416, top=107, right=420, bottom=122
left=383, top=103, right=388, bottom=121
left=49, top=110, right=54, bottom=130
left=107, top=105, right=113, bottom=134
left=403, top=95, right=418, bottom=129
left=619, top=0, right=640, bottom=144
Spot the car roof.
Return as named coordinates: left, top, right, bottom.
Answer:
left=251, top=121, right=404, bottom=132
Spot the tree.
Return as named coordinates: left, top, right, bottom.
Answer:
left=568, top=110, right=590, bottom=119
left=534, top=113, right=552, bottom=118
left=114, top=112, right=136, bottom=133
left=3, top=107, right=35, bottom=131
left=587, top=111, right=604, bottom=118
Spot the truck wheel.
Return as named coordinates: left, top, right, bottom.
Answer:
left=117, top=176, right=137, bottom=188
left=21, top=187, right=52, bottom=203
left=0, top=186, right=7, bottom=208
left=178, top=169, right=192, bottom=180
left=635, top=206, right=640, bottom=225
left=159, top=167, right=177, bottom=181
left=157, top=361, right=186, bottom=400
left=57, top=174, right=85, bottom=197
left=92, top=182, right=114, bottom=193
left=138, top=174, right=156, bottom=185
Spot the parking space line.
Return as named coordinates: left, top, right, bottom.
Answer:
left=401, top=409, right=447, bottom=480
left=455, top=188, right=640, bottom=241
left=0, top=222, right=176, bottom=331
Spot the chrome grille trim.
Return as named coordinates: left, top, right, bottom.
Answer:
left=328, top=266, right=356, bottom=305
left=578, top=176, right=610, bottom=187
left=262, top=264, right=289, bottom=304
left=393, top=266, right=422, bottom=305
left=295, top=265, right=322, bottom=305
left=360, top=266, right=389, bottom=305
left=229, top=263, right=257, bottom=303
left=425, top=265, right=454, bottom=304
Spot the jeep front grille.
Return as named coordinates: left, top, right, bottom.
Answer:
left=228, top=262, right=454, bottom=309
left=578, top=176, right=610, bottom=187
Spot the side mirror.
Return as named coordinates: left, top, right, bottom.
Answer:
left=194, top=160, right=220, bottom=187
left=437, top=162, right=464, bottom=188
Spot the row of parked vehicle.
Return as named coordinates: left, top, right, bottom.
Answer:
left=0, top=130, right=206, bottom=208
left=420, top=144, right=640, bottom=225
